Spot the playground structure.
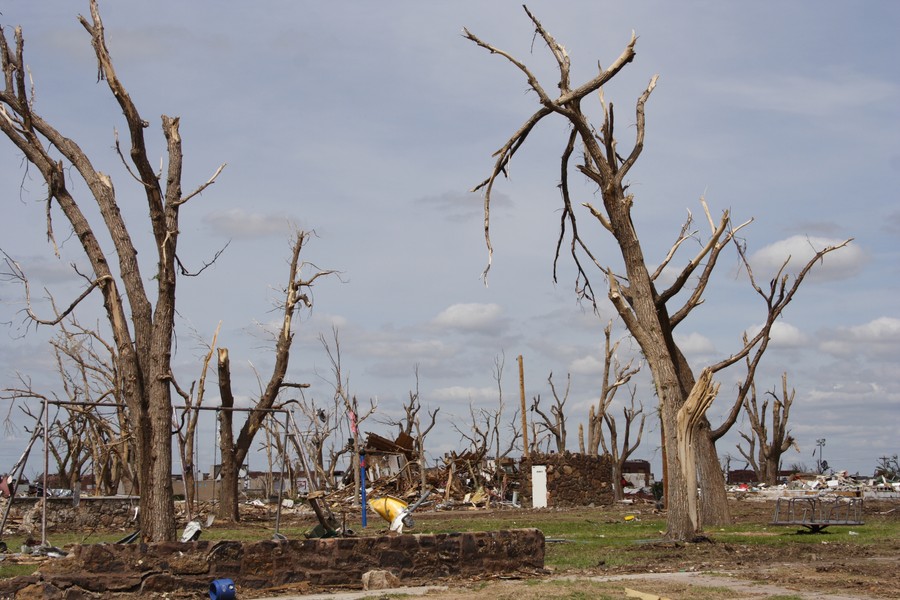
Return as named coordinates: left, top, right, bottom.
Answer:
left=770, top=494, right=864, bottom=533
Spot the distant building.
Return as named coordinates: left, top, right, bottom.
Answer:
left=622, top=460, right=654, bottom=488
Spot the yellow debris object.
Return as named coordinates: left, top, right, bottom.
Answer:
left=368, top=496, right=408, bottom=524
left=624, top=515, right=636, bottom=521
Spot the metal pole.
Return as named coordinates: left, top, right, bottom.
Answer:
left=518, top=355, right=529, bottom=458
left=0, top=416, right=42, bottom=537
left=41, top=395, right=49, bottom=547
left=274, top=413, right=289, bottom=537
left=212, top=410, right=218, bottom=507
left=360, top=451, right=367, bottom=528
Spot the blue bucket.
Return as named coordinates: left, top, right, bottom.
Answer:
left=209, top=578, right=236, bottom=600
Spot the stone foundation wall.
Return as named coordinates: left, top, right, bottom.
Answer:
left=519, top=452, right=614, bottom=507
left=0, top=529, right=545, bottom=596
left=2, top=496, right=139, bottom=535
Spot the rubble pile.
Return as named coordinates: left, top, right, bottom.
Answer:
left=728, top=470, right=900, bottom=500
left=301, top=446, right=620, bottom=515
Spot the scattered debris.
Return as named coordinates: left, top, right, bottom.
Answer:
left=209, top=577, right=236, bottom=600
left=19, top=543, right=67, bottom=558
left=369, top=489, right=433, bottom=533
left=180, top=520, right=202, bottom=542
left=729, top=470, right=900, bottom=501
left=361, top=569, right=400, bottom=590
left=116, top=530, right=140, bottom=544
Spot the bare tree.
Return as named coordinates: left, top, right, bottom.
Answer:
left=318, top=326, right=377, bottom=507
left=0, top=1, right=230, bottom=540
left=290, top=390, right=358, bottom=493
left=1, top=313, right=135, bottom=496
left=585, top=321, right=640, bottom=456
left=465, top=7, right=850, bottom=540
left=377, top=366, right=440, bottom=491
left=737, top=372, right=797, bottom=485
left=452, top=353, right=520, bottom=488
left=171, top=323, right=221, bottom=521
left=384, top=367, right=441, bottom=441
left=215, top=231, right=331, bottom=521
left=598, top=386, right=646, bottom=501
left=530, top=372, right=568, bottom=453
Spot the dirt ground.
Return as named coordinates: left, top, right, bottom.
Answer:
left=5, top=498, right=898, bottom=599
left=245, top=498, right=900, bottom=599
left=391, top=499, right=900, bottom=600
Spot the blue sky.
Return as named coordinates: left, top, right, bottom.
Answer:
left=1, top=1, right=897, bottom=482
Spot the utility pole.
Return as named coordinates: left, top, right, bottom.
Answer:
left=815, top=438, right=826, bottom=474
left=518, top=355, right=529, bottom=458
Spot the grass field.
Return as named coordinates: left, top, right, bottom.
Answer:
left=3, top=500, right=898, bottom=598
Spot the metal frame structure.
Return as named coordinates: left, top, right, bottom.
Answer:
left=9, top=398, right=293, bottom=546
left=770, top=493, right=864, bottom=533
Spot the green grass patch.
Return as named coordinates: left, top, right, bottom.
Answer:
left=4, top=506, right=894, bottom=580
left=409, top=509, right=900, bottom=571
left=0, top=562, right=41, bottom=578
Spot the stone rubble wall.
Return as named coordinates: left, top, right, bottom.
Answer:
left=0, top=528, right=545, bottom=596
left=1, top=496, right=139, bottom=535
left=519, top=452, right=614, bottom=507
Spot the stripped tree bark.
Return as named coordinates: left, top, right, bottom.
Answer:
left=676, top=368, right=719, bottom=533
left=452, top=354, right=521, bottom=474
left=466, top=7, right=851, bottom=540
left=292, top=394, right=347, bottom=491
left=1, top=310, right=134, bottom=496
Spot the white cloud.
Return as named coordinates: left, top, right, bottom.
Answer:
left=749, top=235, right=866, bottom=282
left=569, top=354, right=602, bottom=375
left=820, top=317, right=900, bottom=358
left=674, top=332, right=716, bottom=356
left=431, top=385, right=497, bottom=404
left=203, top=209, right=295, bottom=239
left=416, top=190, right=513, bottom=223
left=361, top=338, right=453, bottom=361
left=431, top=303, right=505, bottom=333
left=745, top=321, right=809, bottom=348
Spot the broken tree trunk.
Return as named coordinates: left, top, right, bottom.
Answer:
left=676, top=368, right=720, bottom=534
left=216, top=348, right=240, bottom=522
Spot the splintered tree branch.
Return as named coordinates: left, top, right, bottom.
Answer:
left=676, top=368, right=720, bottom=532
left=616, top=74, right=658, bottom=186
left=650, top=208, right=697, bottom=282
left=470, top=106, right=553, bottom=281
left=466, top=9, right=638, bottom=286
